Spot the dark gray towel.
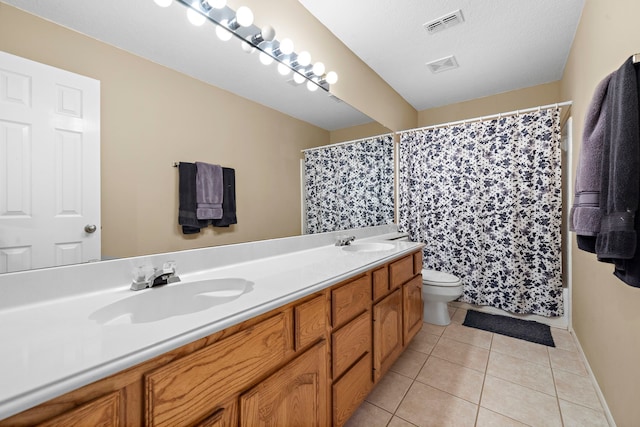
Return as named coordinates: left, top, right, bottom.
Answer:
left=178, top=162, right=209, bottom=234
left=607, top=60, right=640, bottom=288
left=596, top=57, right=640, bottom=262
left=211, top=167, right=237, bottom=228
left=570, top=72, right=613, bottom=242
left=196, top=162, right=224, bottom=220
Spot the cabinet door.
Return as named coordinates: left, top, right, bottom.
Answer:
left=403, top=276, right=423, bottom=345
left=373, top=289, right=403, bottom=381
left=240, top=341, right=328, bottom=427
left=37, top=391, right=121, bottom=427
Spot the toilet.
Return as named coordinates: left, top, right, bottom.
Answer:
left=421, top=269, right=463, bottom=326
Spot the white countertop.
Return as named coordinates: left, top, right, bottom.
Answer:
left=0, top=229, right=422, bottom=420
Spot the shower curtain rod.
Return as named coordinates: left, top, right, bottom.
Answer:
left=301, top=132, right=394, bottom=153
left=397, top=101, right=573, bottom=135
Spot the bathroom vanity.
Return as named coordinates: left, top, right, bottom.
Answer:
left=0, top=229, right=424, bottom=426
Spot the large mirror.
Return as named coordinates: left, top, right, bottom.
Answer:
left=0, top=0, right=392, bottom=273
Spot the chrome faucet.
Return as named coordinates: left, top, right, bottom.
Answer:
left=131, top=261, right=181, bottom=291
left=335, top=235, right=356, bottom=246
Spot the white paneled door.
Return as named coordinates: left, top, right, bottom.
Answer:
left=0, top=51, right=100, bottom=273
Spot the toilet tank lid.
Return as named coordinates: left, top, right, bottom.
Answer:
left=422, top=269, right=461, bottom=284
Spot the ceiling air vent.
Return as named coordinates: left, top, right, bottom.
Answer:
left=424, top=9, right=464, bottom=34
left=426, top=55, right=459, bottom=74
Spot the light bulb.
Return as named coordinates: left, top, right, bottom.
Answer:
left=297, top=51, right=311, bottom=66
left=293, top=72, right=305, bottom=84
left=206, top=0, right=226, bottom=8
left=279, top=38, right=294, bottom=55
left=187, top=8, right=206, bottom=26
left=278, top=63, right=291, bottom=76
left=216, top=22, right=233, bottom=41
left=312, top=62, right=325, bottom=76
left=154, top=0, right=173, bottom=7
left=325, top=71, right=338, bottom=85
left=241, top=36, right=255, bottom=53
left=236, top=6, right=254, bottom=27
left=259, top=51, right=274, bottom=65
left=261, top=25, right=276, bottom=42
left=307, top=79, right=318, bottom=92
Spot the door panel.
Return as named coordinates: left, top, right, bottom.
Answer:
left=0, top=51, right=100, bottom=273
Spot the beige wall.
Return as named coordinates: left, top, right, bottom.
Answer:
left=418, top=81, right=562, bottom=127
left=242, top=0, right=418, bottom=132
left=0, top=4, right=331, bottom=258
left=329, top=121, right=391, bottom=144
left=560, top=1, right=640, bottom=426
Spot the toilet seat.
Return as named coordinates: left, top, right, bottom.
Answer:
left=422, top=269, right=462, bottom=287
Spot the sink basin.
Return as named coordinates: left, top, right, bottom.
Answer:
left=342, top=242, right=395, bottom=252
left=90, top=278, right=253, bottom=325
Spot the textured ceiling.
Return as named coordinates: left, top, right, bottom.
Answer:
left=299, top=0, right=585, bottom=111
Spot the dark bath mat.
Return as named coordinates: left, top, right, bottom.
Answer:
left=463, top=310, right=555, bottom=347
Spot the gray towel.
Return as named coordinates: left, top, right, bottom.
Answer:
left=596, top=57, right=639, bottom=262
left=570, top=72, right=613, bottom=239
left=196, top=162, right=224, bottom=220
left=178, top=162, right=209, bottom=234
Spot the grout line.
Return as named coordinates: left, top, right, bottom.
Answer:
left=474, top=332, right=493, bottom=426
left=548, top=346, right=566, bottom=426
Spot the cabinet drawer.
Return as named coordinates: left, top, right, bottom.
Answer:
left=389, top=255, right=414, bottom=289
left=372, top=266, right=389, bottom=301
left=194, top=397, right=237, bottom=427
left=145, top=313, right=289, bottom=427
left=332, top=310, right=372, bottom=379
left=332, top=274, right=371, bottom=328
left=413, top=251, right=423, bottom=275
left=37, top=391, right=121, bottom=427
left=294, top=294, right=327, bottom=350
left=332, top=353, right=373, bottom=427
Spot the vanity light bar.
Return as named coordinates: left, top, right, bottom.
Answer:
left=159, top=0, right=337, bottom=92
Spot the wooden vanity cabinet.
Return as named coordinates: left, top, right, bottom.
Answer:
left=2, top=249, right=423, bottom=427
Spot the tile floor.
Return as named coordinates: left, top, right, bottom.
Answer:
left=345, top=306, right=610, bottom=427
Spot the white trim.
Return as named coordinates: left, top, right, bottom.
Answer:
left=398, top=101, right=574, bottom=135
left=394, top=134, right=399, bottom=226
left=300, top=159, right=307, bottom=234
left=301, top=132, right=394, bottom=153
left=569, top=326, right=617, bottom=427
left=563, top=117, right=574, bottom=328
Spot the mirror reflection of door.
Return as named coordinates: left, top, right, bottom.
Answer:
left=0, top=51, right=100, bottom=273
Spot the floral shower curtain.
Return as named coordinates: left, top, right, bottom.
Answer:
left=398, top=109, right=563, bottom=316
left=304, top=135, right=394, bottom=234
